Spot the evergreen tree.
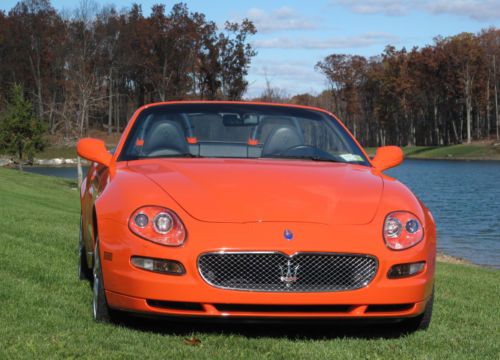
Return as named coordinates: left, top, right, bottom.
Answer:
left=0, top=84, right=45, bottom=170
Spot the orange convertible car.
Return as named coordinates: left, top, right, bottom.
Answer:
left=77, top=102, right=436, bottom=332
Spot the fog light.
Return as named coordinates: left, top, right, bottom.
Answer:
left=131, top=256, right=185, bottom=275
left=387, top=261, right=425, bottom=279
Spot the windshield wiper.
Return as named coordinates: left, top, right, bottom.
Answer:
left=263, top=155, right=344, bottom=163
left=155, top=153, right=203, bottom=158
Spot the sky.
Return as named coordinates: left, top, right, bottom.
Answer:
left=2, top=0, right=500, bottom=98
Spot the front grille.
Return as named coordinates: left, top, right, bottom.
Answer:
left=198, top=252, right=377, bottom=292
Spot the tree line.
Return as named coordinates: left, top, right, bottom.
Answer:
left=295, top=29, right=499, bottom=146
left=0, top=0, right=256, bottom=138
left=1, top=1, right=499, bottom=148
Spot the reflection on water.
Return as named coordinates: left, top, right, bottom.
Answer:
left=387, top=160, right=500, bottom=269
left=24, top=160, right=500, bottom=268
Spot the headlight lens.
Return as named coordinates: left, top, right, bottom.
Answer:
left=383, top=211, right=423, bottom=250
left=129, top=206, right=186, bottom=246
left=153, top=212, right=173, bottom=234
left=134, top=213, right=149, bottom=228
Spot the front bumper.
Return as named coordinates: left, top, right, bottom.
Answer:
left=98, top=218, right=436, bottom=319
left=106, top=290, right=429, bottom=319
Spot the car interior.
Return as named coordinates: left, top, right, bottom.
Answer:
left=123, top=110, right=362, bottom=163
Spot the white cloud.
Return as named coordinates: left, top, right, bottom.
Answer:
left=245, top=6, right=317, bottom=33
left=332, top=0, right=500, bottom=21
left=333, top=0, right=413, bottom=16
left=253, top=32, right=398, bottom=49
left=245, top=59, right=329, bottom=98
left=252, top=59, right=324, bottom=82
left=427, top=0, right=500, bottom=21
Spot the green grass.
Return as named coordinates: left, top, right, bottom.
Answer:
left=35, top=146, right=78, bottom=159
left=0, top=146, right=76, bottom=160
left=365, top=146, right=437, bottom=157
left=5, top=142, right=500, bottom=161
left=365, top=143, right=500, bottom=160
left=0, top=168, right=499, bottom=359
left=35, top=143, right=500, bottom=161
left=0, top=146, right=77, bottom=160
left=409, top=144, right=500, bottom=160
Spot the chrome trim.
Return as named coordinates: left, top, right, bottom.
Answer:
left=197, top=251, right=378, bottom=293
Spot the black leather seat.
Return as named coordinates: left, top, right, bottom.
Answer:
left=262, top=125, right=303, bottom=156
left=142, top=120, right=189, bottom=156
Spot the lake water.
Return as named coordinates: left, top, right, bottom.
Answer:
left=386, top=160, right=500, bottom=269
left=23, top=160, right=500, bottom=268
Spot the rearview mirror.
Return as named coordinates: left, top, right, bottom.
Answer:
left=371, top=146, right=403, bottom=171
left=77, top=138, right=112, bottom=167
left=242, top=113, right=259, bottom=126
left=222, top=114, right=242, bottom=126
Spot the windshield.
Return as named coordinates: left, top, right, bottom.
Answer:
left=119, top=103, right=369, bottom=166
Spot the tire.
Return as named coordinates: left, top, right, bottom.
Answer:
left=400, top=288, right=434, bottom=333
left=78, top=217, right=92, bottom=281
left=92, top=239, right=114, bottom=322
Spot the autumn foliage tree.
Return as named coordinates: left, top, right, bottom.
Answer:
left=0, top=0, right=257, bottom=138
left=314, top=29, right=500, bottom=146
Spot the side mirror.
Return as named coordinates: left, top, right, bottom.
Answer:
left=371, top=146, right=403, bottom=171
left=77, top=138, right=112, bottom=167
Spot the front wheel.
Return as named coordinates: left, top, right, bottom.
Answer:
left=400, top=288, right=434, bottom=333
left=92, top=240, right=115, bottom=322
left=78, top=217, right=92, bottom=281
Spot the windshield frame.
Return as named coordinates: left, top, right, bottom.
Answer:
left=116, top=102, right=371, bottom=167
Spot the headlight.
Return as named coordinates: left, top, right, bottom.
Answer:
left=383, top=211, right=423, bottom=250
left=129, top=206, right=186, bottom=246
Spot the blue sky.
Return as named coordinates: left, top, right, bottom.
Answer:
left=2, top=0, right=500, bottom=98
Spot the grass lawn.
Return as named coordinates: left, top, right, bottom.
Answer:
left=408, top=144, right=500, bottom=160
left=2, top=130, right=121, bottom=160
left=364, top=143, right=500, bottom=160
left=28, top=143, right=500, bottom=161
left=0, top=168, right=499, bottom=359
left=35, top=145, right=78, bottom=159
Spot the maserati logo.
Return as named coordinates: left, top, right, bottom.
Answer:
left=279, top=260, right=299, bottom=287
left=283, top=229, right=293, bottom=241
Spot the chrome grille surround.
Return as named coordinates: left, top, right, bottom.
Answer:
left=197, top=252, right=378, bottom=292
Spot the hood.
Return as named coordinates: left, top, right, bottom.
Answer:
left=127, top=159, right=383, bottom=225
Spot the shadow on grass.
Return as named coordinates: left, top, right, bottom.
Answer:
left=404, top=146, right=437, bottom=156
left=57, top=178, right=79, bottom=189
left=111, top=312, right=410, bottom=340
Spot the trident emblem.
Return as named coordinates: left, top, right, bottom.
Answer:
left=279, top=260, right=299, bottom=287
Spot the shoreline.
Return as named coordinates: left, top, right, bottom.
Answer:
left=1, top=142, right=500, bottom=166
left=0, top=157, right=89, bottom=167
left=436, top=253, right=499, bottom=270
left=436, top=252, right=475, bottom=266
left=405, top=156, right=500, bottom=161
left=366, top=142, right=500, bottom=161
left=1, top=154, right=500, bottom=168
left=436, top=252, right=471, bottom=265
